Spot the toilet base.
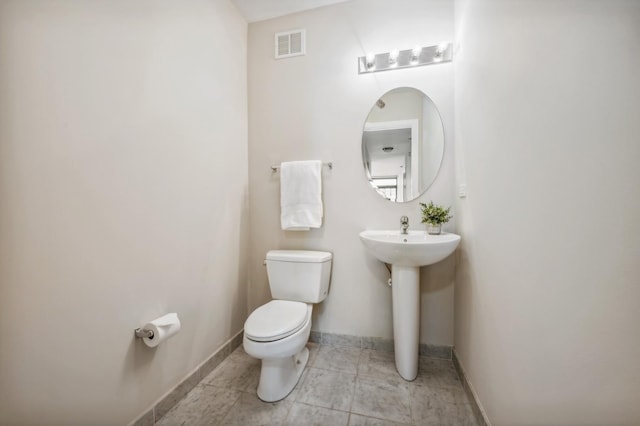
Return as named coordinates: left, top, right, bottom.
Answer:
left=257, top=346, right=309, bottom=402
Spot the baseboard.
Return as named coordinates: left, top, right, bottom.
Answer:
left=452, top=348, right=491, bottom=426
left=129, top=330, right=244, bottom=426
left=310, top=330, right=453, bottom=360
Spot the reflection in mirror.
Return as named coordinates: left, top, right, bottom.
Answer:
left=362, top=87, right=444, bottom=203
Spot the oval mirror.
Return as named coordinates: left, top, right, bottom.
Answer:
left=361, top=87, right=444, bottom=203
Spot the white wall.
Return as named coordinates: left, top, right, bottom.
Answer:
left=0, top=1, right=248, bottom=424
left=454, top=0, right=640, bottom=424
left=248, top=0, right=456, bottom=346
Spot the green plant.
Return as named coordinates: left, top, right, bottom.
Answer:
left=419, top=201, right=452, bottom=225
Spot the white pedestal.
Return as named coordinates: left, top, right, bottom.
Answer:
left=391, top=265, right=420, bottom=381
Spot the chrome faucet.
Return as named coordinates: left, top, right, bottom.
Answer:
left=400, top=216, right=409, bottom=234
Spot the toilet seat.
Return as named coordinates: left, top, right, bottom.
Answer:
left=244, top=300, right=309, bottom=342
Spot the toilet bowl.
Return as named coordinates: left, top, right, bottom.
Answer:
left=243, top=301, right=312, bottom=402
left=243, top=250, right=332, bottom=402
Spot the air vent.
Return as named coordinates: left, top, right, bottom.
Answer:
left=275, top=29, right=306, bottom=59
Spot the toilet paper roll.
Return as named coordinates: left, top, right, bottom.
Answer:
left=142, top=313, right=181, bottom=348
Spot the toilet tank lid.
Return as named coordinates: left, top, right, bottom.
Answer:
left=266, top=250, right=332, bottom=263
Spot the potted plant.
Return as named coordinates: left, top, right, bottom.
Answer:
left=419, top=201, right=452, bottom=235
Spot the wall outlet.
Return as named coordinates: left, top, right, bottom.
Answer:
left=458, top=184, right=467, bottom=198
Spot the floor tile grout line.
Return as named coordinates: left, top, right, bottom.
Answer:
left=214, top=390, right=244, bottom=426
left=346, top=348, right=364, bottom=416
left=309, top=343, right=360, bottom=416
left=305, top=364, right=358, bottom=376
left=351, top=411, right=413, bottom=425
left=408, top=374, right=415, bottom=426
left=349, top=352, right=415, bottom=425
left=279, top=394, right=296, bottom=425
left=295, top=400, right=352, bottom=414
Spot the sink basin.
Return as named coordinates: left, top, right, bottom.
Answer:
left=359, top=230, right=461, bottom=267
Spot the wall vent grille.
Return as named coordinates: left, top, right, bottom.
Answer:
left=275, top=29, right=306, bottom=59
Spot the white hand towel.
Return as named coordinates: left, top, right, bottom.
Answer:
left=280, top=160, right=323, bottom=230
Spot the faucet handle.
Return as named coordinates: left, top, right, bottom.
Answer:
left=400, top=216, right=409, bottom=225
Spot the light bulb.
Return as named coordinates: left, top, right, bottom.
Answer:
left=388, top=50, right=399, bottom=66
left=365, top=52, right=376, bottom=70
left=434, top=42, right=448, bottom=61
left=411, top=46, right=422, bottom=64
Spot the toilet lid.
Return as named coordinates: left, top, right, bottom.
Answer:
left=244, top=300, right=309, bottom=342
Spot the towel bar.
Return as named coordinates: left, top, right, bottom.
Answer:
left=271, top=162, right=333, bottom=172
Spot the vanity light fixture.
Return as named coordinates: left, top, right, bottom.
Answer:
left=358, top=42, right=452, bottom=74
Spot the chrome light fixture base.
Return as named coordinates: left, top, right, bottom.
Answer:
left=358, top=42, right=452, bottom=74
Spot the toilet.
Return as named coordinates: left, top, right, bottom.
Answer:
left=243, top=250, right=332, bottom=402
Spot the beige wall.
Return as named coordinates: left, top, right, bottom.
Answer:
left=0, top=1, right=248, bottom=425
left=454, top=0, right=640, bottom=424
left=247, top=0, right=456, bottom=345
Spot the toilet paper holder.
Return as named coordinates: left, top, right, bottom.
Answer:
left=134, top=328, right=154, bottom=339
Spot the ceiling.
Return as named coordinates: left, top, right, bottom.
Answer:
left=363, top=128, right=412, bottom=161
left=231, top=0, right=350, bottom=22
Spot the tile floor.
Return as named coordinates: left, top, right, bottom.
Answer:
left=157, top=343, right=480, bottom=426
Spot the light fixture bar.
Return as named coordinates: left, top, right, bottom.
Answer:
left=358, top=42, right=452, bottom=74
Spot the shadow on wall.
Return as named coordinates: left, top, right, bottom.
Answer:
left=120, top=326, right=165, bottom=415
left=452, top=239, right=474, bottom=353
left=119, top=186, right=251, bottom=418
left=420, top=253, right=455, bottom=293
left=234, top=186, right=251, bottom=335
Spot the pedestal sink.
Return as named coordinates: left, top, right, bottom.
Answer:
left=359, top=230, right=461, bottom=380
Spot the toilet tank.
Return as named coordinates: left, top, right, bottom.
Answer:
left=265, top=250, right=332, bottom=303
